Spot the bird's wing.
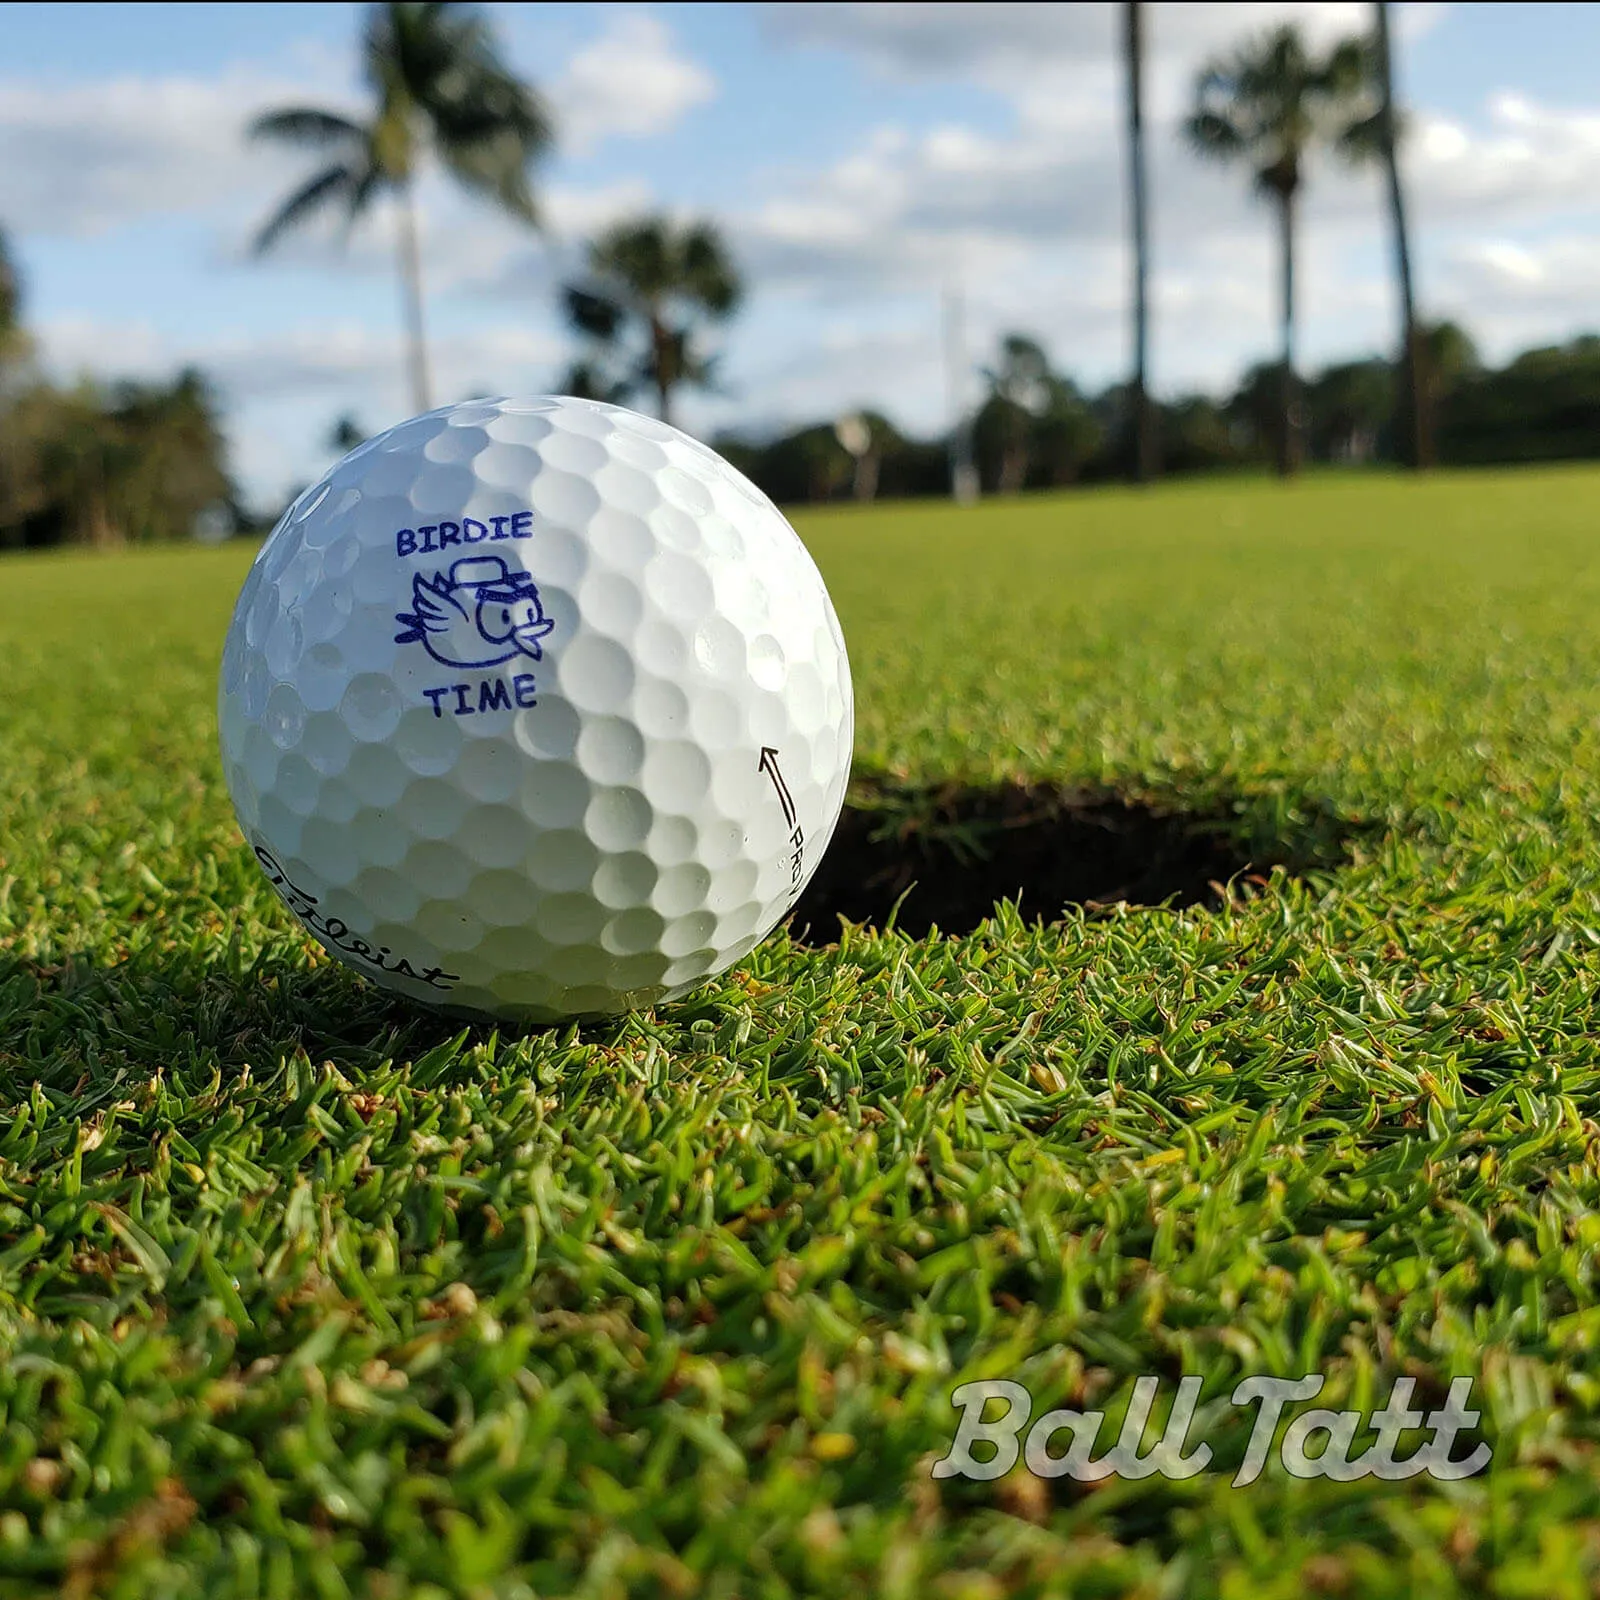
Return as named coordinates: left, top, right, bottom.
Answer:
left=410, top=573, right=470, bottom=633
left=395, top=572, right=469, bottom=642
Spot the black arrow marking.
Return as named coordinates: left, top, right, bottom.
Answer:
left=758, top=745, right=796, bottom=828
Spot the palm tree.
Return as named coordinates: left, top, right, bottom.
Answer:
left=326, top=413, right=368, bottom=455
left=250, top=2, right=553, bottom=414
left=562, top=217, right=741, bottom=428
left=1369, top=2, right=1430, bottom=468
left=1186, top=25, right=1372, bottom=476
left=1123, top=1, right=1157, bottom=482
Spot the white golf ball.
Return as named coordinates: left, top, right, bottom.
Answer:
left=218, top=396, right=853, bottom=1021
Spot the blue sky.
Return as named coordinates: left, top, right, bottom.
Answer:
left=5, top=2, right=1600, bottom=506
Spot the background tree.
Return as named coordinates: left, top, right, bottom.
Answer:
left=1123, top=1, right=1158, bottom=482
left=100, top=370, right=235, bottom=544
left=0, top=238, right=235, bottom=550
left=979, top=335, right=1052, bottom=494
left=722, top=423, right=850, bottom=504
left=1436, top=333, right=1600, bottom=466
left=326, top=413, right=368, bottom=455
left=562, top=217, right=741, bottom=427
left=1305, top=358, right=1391, bottom=462
left=1420, top=319, right=1479, bottom=405
left=1, top=371, right=234, bottom=549
left=834, top=411, right=901, bottom=503
left=0, top=226, right=22, bottom=366
left=1187, top=24, right=1374, bottom=476
left=250, top=1, right=552, bottom=414
left=1156, top=394, right=1248, bottom=475
left=1032, top=380, right=1104, bottom=487
left=976, top=335, right=1102, bottom=493
left=0, top=227, right=33, bottom=546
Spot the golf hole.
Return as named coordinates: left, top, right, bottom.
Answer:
left=787, top=778, right=1376, bottom=940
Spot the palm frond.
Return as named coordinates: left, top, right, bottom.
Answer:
left=364, top=0, right=552, bottom=219
left=251, top=162, right=361, bottom=254
left=1185, top=109, right=1247, bottom=161
left=590, top=220, right=674, bottom=301
left=679, top=224, right=741, bottom=317
left=1253, top=152, right=1300, bottom=200
left=249, top=107, right=366, bottom=149
left=1187, top=21, right=1375, bottom=179
left=375, top=2, right=475, bottom=104
left=1337, top=107, right=1389, bottom=165
left=1323, top=36, right=1377, bottom=96
left=435, top=127, right=540, bottom=224
left=1328, top=35, right=1385, bottom=165
left=342, top=163, right=386, bottom=241
left=431, top=78, right=553, bottom=150
left=563, top=286, right=625, bottom=343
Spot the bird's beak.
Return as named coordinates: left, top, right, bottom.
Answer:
left=514, top=618, right=555, bottom=654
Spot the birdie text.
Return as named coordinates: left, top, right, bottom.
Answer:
left=395, top=512, right=533, bottom=558
left=422, top=674, right=538, bottom=717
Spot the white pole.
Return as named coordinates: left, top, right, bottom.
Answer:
left=943, top=286, right=979, bottom=504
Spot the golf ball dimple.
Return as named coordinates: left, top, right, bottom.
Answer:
left=219, top=395, right=853, bottom=1022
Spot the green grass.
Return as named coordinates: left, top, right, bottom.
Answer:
left=5, top=466, right=1600, bottom=1597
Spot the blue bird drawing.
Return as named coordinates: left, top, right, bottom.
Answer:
left=394, top=555, right=555, bottom=670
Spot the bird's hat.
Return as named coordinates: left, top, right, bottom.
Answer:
left=449, top=555, right=537, bottom=601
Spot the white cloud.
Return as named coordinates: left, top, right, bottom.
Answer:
left=0, top=12, right=710, bottom=243
left=720, top=321, right=947, bottom=434
left=37, top=314, right=170, bottom=375
left=1407, top=96, right=1600, bottom=223
left=1457, top=239, right=1543, bottom=286
left=1429, top=235, right=1600, bottom=358
left=0, top=69, right=319, bottom=237
left=239, top=174, right=652, bottom=304
left=742, top=2, right=1485, bottom=286
left=730, top=0, right=1600, bottom=410
left=762, top=2, right=1394, bottom=115
left=36, top=310, right=565, bottom=403
left=551, top=13, right=716, bottom=155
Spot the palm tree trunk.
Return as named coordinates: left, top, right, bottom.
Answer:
left=1375, top=2, right=1430, bottom=469
left=1276, top=185, right=1301, bottom=478
left=86, top=440, right=120, bottom=547
left=1000, top=418, right=1028, bottom=494
left=649, top=315, right=673, bottom=426
left=1124, top=0, right=1157, bottom=482
left=395, top=180, right=432, bottom=414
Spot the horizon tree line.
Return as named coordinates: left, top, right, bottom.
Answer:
left=721, top=316, right=1600, bottom=509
